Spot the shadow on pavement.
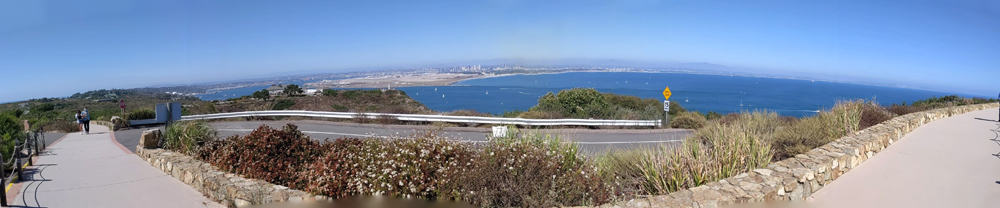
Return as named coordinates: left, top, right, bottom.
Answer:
left=16, top=164, right=56, bottom=208
left=974, top=117, right=1000, bottom=122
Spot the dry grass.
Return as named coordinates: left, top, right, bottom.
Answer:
left=771, top=101, right=863, bottom=160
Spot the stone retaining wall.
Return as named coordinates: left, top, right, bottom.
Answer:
left=593, top=103, right=999, bottom=208
left=137, top=148, right=317, bottom=207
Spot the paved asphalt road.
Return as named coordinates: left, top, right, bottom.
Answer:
left=212, top=120, right=693, bottom=154
left=116, top=120, right=692, bottom=154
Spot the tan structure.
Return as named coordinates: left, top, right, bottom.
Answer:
left=139, top=129, right=162, bottom=149
left=137, top=148, right=316, bottom=207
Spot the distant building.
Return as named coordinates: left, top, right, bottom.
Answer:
left=267, top=84, right=286, bottom=96
left=304, top=89, right=320, bottom=96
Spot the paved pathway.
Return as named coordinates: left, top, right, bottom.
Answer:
left=808, top=108, right=1000, bottom=207
left=9, top=125, right=222, bottom=208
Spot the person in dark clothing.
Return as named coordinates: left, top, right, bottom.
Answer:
left=81, top=108, right=91, bottom=134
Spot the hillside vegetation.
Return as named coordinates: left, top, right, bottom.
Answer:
left=213, top=89, right=430, bottom=114
left=0, top=89, right=216, bottom=132
left=515, top=88, right=677, bottom=120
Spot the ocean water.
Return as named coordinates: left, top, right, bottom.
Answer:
left=398, top=72, right=956, bottom=117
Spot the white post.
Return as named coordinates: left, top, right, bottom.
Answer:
left=663, top=101, right=670, bottom=128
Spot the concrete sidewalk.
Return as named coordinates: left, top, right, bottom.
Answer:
left=807, top=108, right=1000, bottom=207
left=8, top=125, right=222, bottom=208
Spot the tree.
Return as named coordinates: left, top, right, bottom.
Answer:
left=284, top=85, right=304, bottom=96
left=252, top=89, right=270, bottom=100
left=0, top=114, right=21, bottom=164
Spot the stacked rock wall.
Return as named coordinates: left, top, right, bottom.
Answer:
left=137, top=148, right=316, bottom=207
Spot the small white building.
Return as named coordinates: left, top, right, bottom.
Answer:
left=267, top=84, right=286, bottom=96
left=304, top=89, right=320, bottom=96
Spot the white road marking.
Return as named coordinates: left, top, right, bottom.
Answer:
left=215, top=128, right=684, bottom=144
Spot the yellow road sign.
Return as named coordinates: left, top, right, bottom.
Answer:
left=662, top=86, right=672, bottom=101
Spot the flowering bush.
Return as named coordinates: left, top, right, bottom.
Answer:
left=438, top=131, right=610, bottom=207
left=199, top=125, right=610, bottom=207
left=299, top=134, right=475, bottom=199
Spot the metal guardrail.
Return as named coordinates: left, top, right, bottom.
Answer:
left=180, top=110, right=662, bottom=127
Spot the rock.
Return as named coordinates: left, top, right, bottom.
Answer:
left=752, top=169, right=773, bottom=176
left=138, top=129, right=162, bottom=149
left=233, top=198, right=252, bottom=208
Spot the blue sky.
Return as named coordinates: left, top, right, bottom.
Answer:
left=1, top=0, right=998, bottom=102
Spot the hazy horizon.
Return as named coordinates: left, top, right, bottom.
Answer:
left=2, top=0, right=998, bottom=102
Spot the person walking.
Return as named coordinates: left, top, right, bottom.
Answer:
left=75, top=111, right=83, bottom=134
left=81, top=107, right=91, bottom=134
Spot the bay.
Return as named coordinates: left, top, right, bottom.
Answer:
left=399, top=72, right=956, bottom=117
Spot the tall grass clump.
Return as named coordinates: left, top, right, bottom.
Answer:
left=163, top=121, right=216, bottom=155
left=598, top=112, right=778, bottom=195
left=771, top=101, right=863, bottom=160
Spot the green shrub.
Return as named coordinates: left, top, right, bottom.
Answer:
left=499, top=110, right=524, bottom=118
left=164, top=121, right=216, bottom=155
left=321, top=89, right=339, bottom=97
left=30, top=103, right=55, bottom=112
left=705, top=111, right=722, bottom=120
left=0, top=114, right=22, bottom=168
left=252, top=89, right=270, bottom=100
left=670, top=112, right=707, bottom=129
left=526, top=88, right=666, bottom=120
left=330, top=104, right=348, bottom=111
left=284, top=84, right=304, bottom=96
left=667, top=101, right=687, bottom=117
left=272, top=99, right=296, bottom=110
left=517, top=111, right=563, bottom=119
left=126, top=109, right=156, bottom=120
left=446, top=110, right=491, bottom=117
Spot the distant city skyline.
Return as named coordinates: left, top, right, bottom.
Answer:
left=2, top=0, right=998, bottom=102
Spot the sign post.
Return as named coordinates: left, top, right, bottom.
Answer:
left=662, top=86, right=672, bottom=128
